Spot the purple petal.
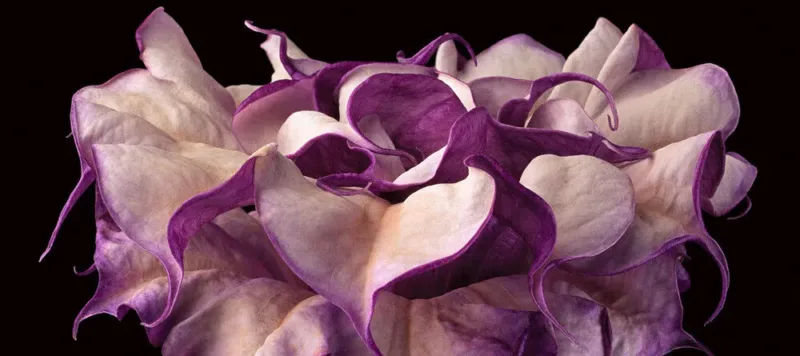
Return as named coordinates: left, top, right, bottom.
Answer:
left=390, top=155, right=557, bottom=300
left=544, top=249, right=709, bottom=355
left=348, top=73, right=467, bottom=161
left=469, top=76, right=532, bottom=118
left=396, top=33, right=477, bottom=67
left=232, top=78, right=315, bottom=153
left=313, top=61, right=366, bottom=116
left=245, top=22, right=327, bottom=81
left=277, top=110, right=405, bottom=181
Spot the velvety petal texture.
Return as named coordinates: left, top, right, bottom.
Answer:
left=49, top=8, right=755, bottom=356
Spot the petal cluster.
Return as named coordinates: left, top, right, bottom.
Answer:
left=47, top=8, right=756, bottom=356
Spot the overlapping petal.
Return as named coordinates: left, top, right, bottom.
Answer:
left=43, top=8, right=243, bottom=260
left=435, top=35, right=565, bottom=83
left=544, top=248, right=707, bottom=355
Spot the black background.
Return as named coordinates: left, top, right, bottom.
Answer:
left=11, top=1, right=792, bottom=355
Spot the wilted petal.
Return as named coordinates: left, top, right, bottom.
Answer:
left=456, top=34, right=565, bottom=83
left=245, top=22, right=327, bottom=81
left=545, top=249, right=708, bottom=355
left=704, top=153, right=757, bottom=216
left=470, top=76, right=531, bottom=117
left=520, top=154, right=634, bottom=261
left=232, top=79, right=315, bottom=153
left=226, top=84, right=261, bottom=107
left=593, top=64, right=739, bottom=150
left=348, top=73, right=467, bottom=161
left=550, top=18, right=623, bottom=105
left=566, top=131, right=730, bottom=323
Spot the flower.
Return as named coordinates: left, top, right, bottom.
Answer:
left=44, top=7, right=756, bottom=356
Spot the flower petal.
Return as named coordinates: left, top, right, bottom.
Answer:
left=252, top=148, right=496, bottom=352
left=347, top=73, right=467, bottom=161
left=456, top=34, right=565, bottom=82
left=232, top=79, right=315, bottom=153
left=257, top=296, right=372, bottom=355
left=434, top=39, right=465, bottom=76
left=91, top=143, right=249, bottom=326
left=313, top=61, right=367, bottom=116
left=74, top=193, right=296, bottom=338
left=549, top=18, right=623, bottom=105
left=470, top=76, right=531, bottom=117
left=136, top=8, right=236, bottom=115
left=545, top=249, right=708, bottom=355
left=526, top=98, right=601, bottom=135
left=593, top=64, right=739, bottom=150
left=566, top=131, right=730, bottom=323
left=245, top=22, right=327, bottom=81
left=276, top=110, right=405, bottom=180
left=582, top=24, right=670, bottom=115
left=704, top=152, right=757, bottom=216
left=520, top=154, right=634, bottom=261
left=336, top=63, right=434, bottom=121
left=226, top=84, right=261, bottom=107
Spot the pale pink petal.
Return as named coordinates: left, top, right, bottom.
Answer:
left=526, top=98, right=601, bottom=135
left=136, top=8, right=236, bottom=115
left=90, top=143, right=249, bottom=326
left=252, top=147, right=496, bottom=352
left=583, top=24, right=670, bottom=115
left=566, top=131, right=730, bottom=324
left=456, top=34, right=565, bottom=82
left=593, top=64, right=739, bottom=150
left=226, top=84, right=261, bottom=107
left=549, top=18, right=623, bottom=105
left=704, top=153, right=757, bottom=216
left=232, top=78, right=315, bottom=153
left=437, top=72, right=476, bottom=110
left=469, top=76, right=531, bottom=117
left=520, top=154, right=635, bottom=261
left=434, top=40, right=464, bottom=76
left=73, top=195, right=296, bottom=338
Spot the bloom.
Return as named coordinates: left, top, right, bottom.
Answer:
left=44, top=7, right=757, bottom=355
